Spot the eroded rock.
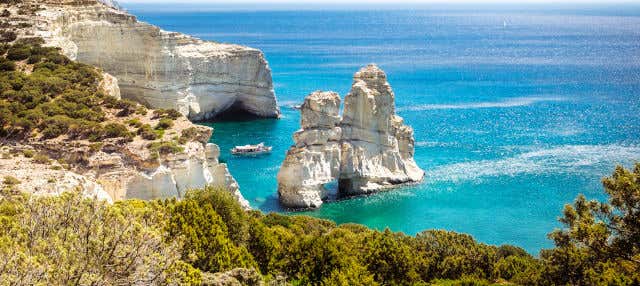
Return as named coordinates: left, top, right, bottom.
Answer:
left=21, top=0, right=280, bottom=120
left=277, top=65, right=424, bottom=209
left=277, top=92, right=342, bottom=208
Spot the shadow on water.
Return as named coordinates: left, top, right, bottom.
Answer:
left=206, top=104, right=270, bottom=122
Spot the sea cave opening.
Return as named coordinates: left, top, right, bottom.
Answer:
left=210, top=101, right=262, bottom=122
left=322, top=180, right=340, bottom=202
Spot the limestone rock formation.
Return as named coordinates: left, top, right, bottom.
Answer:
left=277, top=65, right=424, bottom=209
left=99, top=72, right=121, bottom=100
left=0, top=118, right=250, bottom=209
left=277, top=91, right=342, bottom=208
left=19, top=0, right=280, bottom=120
left=340, top=64, right=425, bottom=194
left=1, top=0, right=251, bottom=208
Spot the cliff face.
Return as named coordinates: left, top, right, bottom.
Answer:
left=30, top=0, right=280, bottom=120
left=0, top=110, right=249, bottom=208
left=339, top=65, right=424, bottom=194
left=277, top=92, right=342, bottom=208
left=0, top=35, right=249, bottom=208
left=278, top=65, right=424, bottom=209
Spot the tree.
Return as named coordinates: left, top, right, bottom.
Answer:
left=0, top=191, right=196, bottom=285
left=166, top=194, right=256, bottom=273
left=543, top=164, right=640, bottom=285
left=364, top=229, right=420, bottom=285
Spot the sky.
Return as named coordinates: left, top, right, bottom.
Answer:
left=117, top=0, right=639, bottom=11
left=118, top=0, right=637, bottom=3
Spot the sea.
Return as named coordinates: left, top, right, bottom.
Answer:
left=126, top=3, right=640, bottom=254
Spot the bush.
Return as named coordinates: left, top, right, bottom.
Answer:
left=153, top=108, right=182, bottom=120
left=148, top=140, right=184, bottom=155
left=15, top=37, right=45, bottom=46
left=180, top=126, right=200, bottom=143
left=32, top=153, right=50, bottom=164
left=27, top=54, right=42, bottom=64
left=102, top=123, right=132, bottom=140
left=2, top=175, right=20, bottom=185
left=0, top=192, right=197, bottom=284
left=0, top=57, right=15, bottom=71
left=0, top=30, right=16, bottom=43
left=0, top=43, right=8, bottom=55
left=155, top=118, right=173, bottom=130
left=113, top=99, right=138, bottom=117
left=21, top=149, right=34, bottom=158
left=137, top=124, right=157, bottom=140
left=126, top=118, right=142, bottom=128
left=6, top=45, right=30, bottom=61
left=41, top=115, right=73, bottom=139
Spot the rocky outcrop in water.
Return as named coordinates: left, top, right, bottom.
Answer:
left=277, top=91, right=343, bottom=208
left=278, top=65, right=424, bottom=209
left=19, top=0, right=280, bottom=120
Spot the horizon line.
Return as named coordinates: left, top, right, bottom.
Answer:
left=118, top=1, right=640, bottom=12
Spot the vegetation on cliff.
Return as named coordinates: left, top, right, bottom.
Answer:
left=0, top=41, right=194, bottom=163
left=0, top=41, right=135, bottom=141
left=1, top=164, right=638, bottom=285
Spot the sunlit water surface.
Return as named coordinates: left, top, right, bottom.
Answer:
left=128, top=6, right=640, bottom=253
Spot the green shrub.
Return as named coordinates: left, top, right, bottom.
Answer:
left=137, top=124, right=157, bottom=140
left=6, top=44, right=30, bottom=61
left=21, top=149, right=34, bottom=158
left=155, top=118, right=173, bottom=130
left=0, top=57, right=15, bottom=71
left=2, top=175, right=20, bottom=185
left=15, top=38, right=45, bottom=47
left=32, top=153, right=50, bottom=164
left=0, top=30, right=16, bottom=43
left=0, top=192, right=195, bottom=285
left=27, top=54, right=42, bottom=64
left=0, top=43, right=8, bottom=55
left=148, top=140, right=184, bottom=155
left=43, top=53, right=69, bottom=65
left=89, top=142, right=103, bottom=152
left=102, top=123, right=132, bottom=140
left=180, top=127, right=200, bottom=143
left=114, top=99, right=138, bottom=117
left=41, top=115, right=73, bottom=139
left=152, top=108, right=182, bottom=120
left=135, top=105, right=147, bottom=115
left=126, top=118, right=142, bottom=128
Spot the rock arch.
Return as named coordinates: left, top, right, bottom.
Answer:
left=277, top=65, right=424, bottom=209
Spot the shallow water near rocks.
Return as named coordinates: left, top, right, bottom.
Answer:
left=129, top=6, right=640, bottom=253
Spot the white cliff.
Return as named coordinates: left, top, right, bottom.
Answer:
left=277, top=92, right=342, bottom=208
left=25, top=0, right=279, bottom=120
left=339, top=64, right=424, bottom=194
left=0, top=113, right=249, bottom=208
left=277, top=65, right=424, bottom=209
left=0, top=0, right=266, bottom=207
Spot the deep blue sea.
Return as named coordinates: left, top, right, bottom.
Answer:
left=127, top=4, right=640, bottom=254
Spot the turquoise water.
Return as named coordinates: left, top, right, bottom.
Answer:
left=128, top=5, right=640, bottom=253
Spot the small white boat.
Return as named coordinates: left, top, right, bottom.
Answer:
left=231, top=142, right=272, bottom=156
